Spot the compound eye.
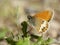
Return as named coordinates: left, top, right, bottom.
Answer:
left=27, top=15, right=32, bottom=20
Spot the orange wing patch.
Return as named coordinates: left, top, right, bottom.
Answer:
left=33, top=10, right=53, bottom=22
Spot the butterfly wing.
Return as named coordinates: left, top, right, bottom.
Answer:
left=33, top=10, right=53, bottom=33
left=34, top=10, right=53, bottom=22
left=28, top=10, right=53, bottom=36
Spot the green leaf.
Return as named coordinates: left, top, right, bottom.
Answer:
left=21, top=21, right=28, bottom=37
left=16, top=37, right=30, bottom=45
left=45, top=38, right=52, bottom=45
left=16, top=38, right=23, bottom=45
left=6, top=37, right=16, bottom=45
left=23, top=37, right=30, bottom=45
left=0, top=31, right=6, bottom=39
left=0, top=27, right=8, bottom=39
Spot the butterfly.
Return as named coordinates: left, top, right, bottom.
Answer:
left=27, top=9, right=54, bottom=36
